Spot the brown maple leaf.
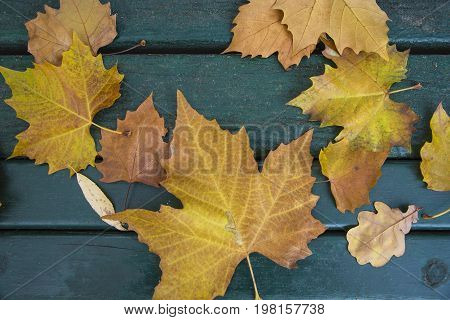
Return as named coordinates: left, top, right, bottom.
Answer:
left=97, top=95, right=169, bottom=187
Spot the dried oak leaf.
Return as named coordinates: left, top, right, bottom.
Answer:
left=26, top=0, right=117, bottom=65
left=273, top=0, right=389, bottom=59
left=97, top=94, right=169, bottom=187
left=320, top=139, right=388, bottom=213
left=0, top=34, right=123, bottom=174
left=224, top=0, right=316, bottom=70
left=347, top=202, right=419, bottom=267
left=105, top=91, right=326, bottom=299
left=420, top=103, right=450, bottom=191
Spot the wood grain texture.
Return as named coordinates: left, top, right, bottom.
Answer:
left=0, top=54, right=448, bottom=160
left=0, top=160, right=448, bottom=230
left=0, top=0, right=448, bottom=54
left=0, top=231, right=448, bottom=299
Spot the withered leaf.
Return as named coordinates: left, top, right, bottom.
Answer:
left=273, top=0, right=389, bottom=59
left=105, top=91, right=326, bottom=299
left=420, top=103, right=450, bottom=191
left=97, top=94, right=169, bottom=187
left=347, top=202, right=419, bottom=267
left=26, top=0, right=117, bottom=65
left=320, top=139, right=388, bottom=213
left=0, top=34, right=123, bottom=174
left=224, top=0, right=315, bottom=70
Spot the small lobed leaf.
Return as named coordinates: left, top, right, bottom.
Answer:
left=347, top=202, right=420, bottom=267
left=0, top=34, right=123, bottom=174
left=26, top=0, right=117, bottom=65
left=105, top=90, right=326, bottom=299
left=97, top=94, right=169, bottom=187
left=420, top=103, right=450, bottom=191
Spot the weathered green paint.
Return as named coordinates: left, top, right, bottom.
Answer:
left=0, top=160, right=448, bottom=230
left=0, top=232, right=448, bottom=299
left=0, top=54, right=448, bottom=160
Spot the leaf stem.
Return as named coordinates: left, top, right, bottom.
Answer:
left=422, top=207, right=450, bottom=220
left=104, top=40, right=147, bottom=56
left=319, top=34, right=338, bottom=53
left=388, top=83, right=422, bottom=95
left=246, top=255, right=262, bottom=300
left=92, top=123, right=124, bottom=135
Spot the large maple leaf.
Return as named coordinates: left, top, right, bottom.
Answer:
left=0, top=34, right=123, bottom=174
left=288, top=45, right=418, bottom=212
left=273, top=0, right=389, bottom=59
left=420, top=103, right=450, bottom=191
left=97, top=94, right=169, bottom=187
left=26, top=0, right=117, bottom=65
left=106, top=91, right=326, bottom=299
left=224, top=0, right=316, bottom=70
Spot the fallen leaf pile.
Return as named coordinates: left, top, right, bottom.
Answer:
left=420, top=103, right=449, bottom=191
left=0, top=0, right=447, bottom=301
left=105, top=91, right=326, bottom=299
left=288, top=45, right=418, bottom=212
left=225, top=0, right=389, bottom=69
left=347, top=202, right=419, bottom=267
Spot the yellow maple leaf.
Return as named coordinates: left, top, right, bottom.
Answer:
left=320, top=139, right=388, bottom=212
left=106, top=91, right=326, bottom=299
left=347, top=202, right=419, bottom=267
left=0, top=34, right=123, bottom=174
left=289, top=45, right=418, bottom=152
left=224, top=0, right=316, bottom=70
left=420, top=103, right=450, bottom=191
left=273, top=0, right=389, bottom=59
left=26, top=0, right=117, bottom=65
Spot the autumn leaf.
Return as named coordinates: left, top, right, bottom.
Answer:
left=224, top=0, right=315, bottom=70
left=320, top=139, right=388, bottom=212
left=288, top=45, right=418, bottom=212
left=289, top=45, right=418, bottom=152
left=347, top=202, right=419, bottom=267
left=0, top=34, right=123, bottom=174
left=105, top=91, right=326, bottom=299
left=26, top=0, right=117, bottom=65
left=75, top=171, right=126, bottom=231
left=97, top=94, right=169, bottom=187
left=420, top=103, right=450, bottom=191
left=273, top=0, right=389, bottom=59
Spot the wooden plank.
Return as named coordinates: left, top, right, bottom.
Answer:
left=0, top=0, right=448, bottom=54
left=0, top=231, right=448, bottom=299
left=1, top=54, right=448, bottom=159
left=0, top=159, right=448, bottom=230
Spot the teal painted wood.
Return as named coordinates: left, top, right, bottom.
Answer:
left=0, top=231, right=448, bottom=299
left=0, top=0, right=448, bottom=54
left=0, top=160, right=448, bottom=230
left=0, top=54, right=448, bottom=160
